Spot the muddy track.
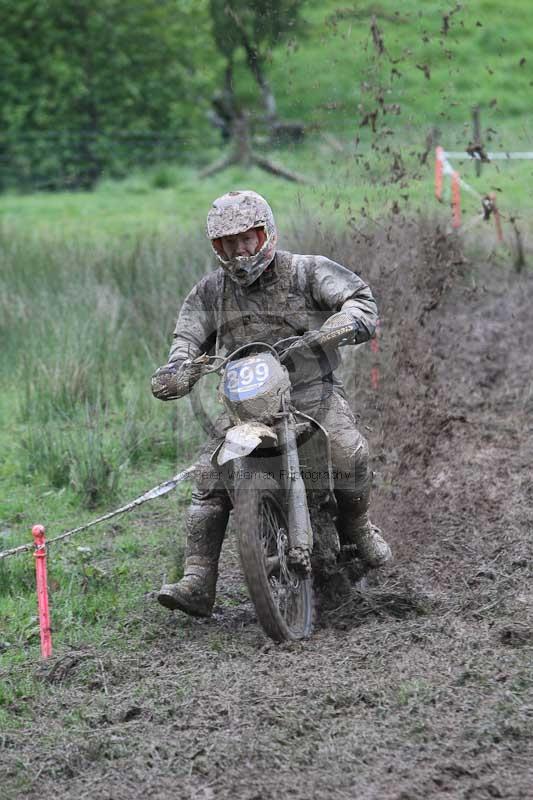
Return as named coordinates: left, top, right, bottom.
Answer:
left=2, top=221, right=533, bottom=800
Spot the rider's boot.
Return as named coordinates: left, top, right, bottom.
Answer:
left=157, top=496, right=229, bottom=617
left=336, top=493, right=392, bottom=568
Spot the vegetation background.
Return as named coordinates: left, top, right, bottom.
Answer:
left=1, top=0, right=532, bottom=735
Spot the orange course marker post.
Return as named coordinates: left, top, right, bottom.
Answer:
left=451, top=171, right=461, bottom=228
left=32, top=525, right=52, bottom=659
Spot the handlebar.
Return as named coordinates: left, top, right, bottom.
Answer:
left=188, top=337, right=301, bottom=377
left=186, top=323, right=355, bottom=378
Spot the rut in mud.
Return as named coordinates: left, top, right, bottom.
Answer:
left=2, top=217, right=532, bottom=800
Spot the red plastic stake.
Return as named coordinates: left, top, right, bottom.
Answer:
left=32, top=525, right=52, bottom=659
left=435, top=146, right=444, bottom=201
left=451, top=171, right=461, bottom=228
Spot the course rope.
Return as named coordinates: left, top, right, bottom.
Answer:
left=0, top=465, right=197, bottom=561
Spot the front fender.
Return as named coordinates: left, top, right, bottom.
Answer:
left=217, top=422, right=278, bottom=466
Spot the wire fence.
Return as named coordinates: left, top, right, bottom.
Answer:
left=0, top=120, right=441, bottom=191
left=0, top=130, right=213, bottom=191
left=0, top=120, right=325, bottom=191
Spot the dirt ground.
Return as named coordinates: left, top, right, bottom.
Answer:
left=2, top=220, right=533, bottom=799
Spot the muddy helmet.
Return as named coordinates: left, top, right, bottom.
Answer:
left=206, top=190, right=277, bottom=286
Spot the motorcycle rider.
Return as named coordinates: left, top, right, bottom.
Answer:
left=151, top=190, right=392, bottom=617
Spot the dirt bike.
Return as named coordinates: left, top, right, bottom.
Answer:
left=193, top=336, right=367, bottom=643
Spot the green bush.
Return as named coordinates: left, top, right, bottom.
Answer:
left=0, top=0, right=218, bottom=190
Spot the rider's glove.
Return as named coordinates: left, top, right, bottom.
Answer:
left=318, top=311, right=367, bottom=347
left=279, top=313, right=366, bottom=360
left=151, top=356, right=207, bottom=401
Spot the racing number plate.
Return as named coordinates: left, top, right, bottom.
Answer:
left=224, top=356, right=271, bottom=401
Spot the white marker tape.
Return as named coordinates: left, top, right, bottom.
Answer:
left=444, top=151, right=533, bottom=160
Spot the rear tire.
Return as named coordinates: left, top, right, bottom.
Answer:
left=234, top=471, right=313, bottom=642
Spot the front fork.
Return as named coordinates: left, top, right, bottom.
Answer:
left=278, top=410, right=313, bottom=573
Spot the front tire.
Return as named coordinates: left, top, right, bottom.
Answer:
left=234, top=471, right=313, bottom=642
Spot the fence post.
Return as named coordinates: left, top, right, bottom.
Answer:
left=472, top=106, right=482, bottom=177
left=32, top=525, right=52, bottom=659
left=490, top=193, right=503, bottom=242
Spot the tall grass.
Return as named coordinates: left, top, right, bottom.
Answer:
left=1, top=226, right=208, bottom=506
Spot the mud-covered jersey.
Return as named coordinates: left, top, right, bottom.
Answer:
left=167, top=250, right=378, bottom=402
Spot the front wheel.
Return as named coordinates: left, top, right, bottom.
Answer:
left=234, top=471, right=314, bottom=642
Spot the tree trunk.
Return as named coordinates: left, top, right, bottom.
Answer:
left=242, top=43, right=277, bottom=123
left=199, top=114, right=308, bottom=183
left=225, top=6, right=278, bottom=126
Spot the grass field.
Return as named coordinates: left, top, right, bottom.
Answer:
left=241, top=1, right=533, bottom=132
left=1, top=142, right=532, bottom=240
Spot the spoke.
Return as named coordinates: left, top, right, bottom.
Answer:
left=261, top=503, right=273, bottom=552
left=260, top=496, right=306, bottom=630
left=260, top=510, right=267, bottom=549
left=265, top=504, right=277, bottom=537
left=262, top=501, right=279, bottom=555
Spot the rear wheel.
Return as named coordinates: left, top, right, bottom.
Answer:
left=235, top=472, right=313, bottom=642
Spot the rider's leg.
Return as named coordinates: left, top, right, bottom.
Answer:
left=319, top=392, right=392, bottom=568
left=157, top=489, right=230, bottom=616
left=158, top=428, right=231, bottom=616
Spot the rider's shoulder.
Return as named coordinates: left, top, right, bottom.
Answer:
left=190, top=268, right=224, bottom=299
left=283, top=252, right=340, bottom=274
left=277, top=251, right=320, bottom=268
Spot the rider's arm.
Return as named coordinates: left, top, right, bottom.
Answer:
left=168, top=278, right=217, bottom=365
left=151, top=277, right=216, bottom=401
left=309, top=256, right=378, bottom=344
